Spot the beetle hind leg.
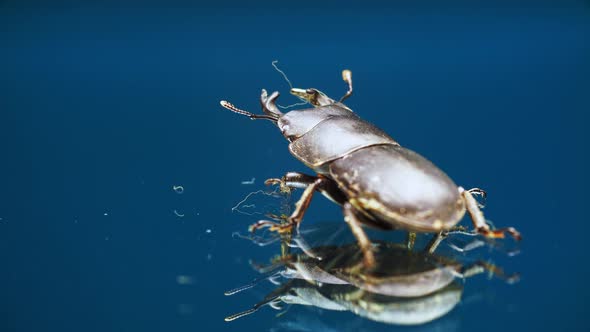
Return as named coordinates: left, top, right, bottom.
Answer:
left=460, top=187, right=522, bottom=241
left=343, top=202, right=376, bottom=268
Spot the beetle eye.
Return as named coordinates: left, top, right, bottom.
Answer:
left=306, top=89, right=316, bottom=95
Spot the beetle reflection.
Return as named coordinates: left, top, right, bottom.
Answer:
left=225, top=228, right=517, bottom=325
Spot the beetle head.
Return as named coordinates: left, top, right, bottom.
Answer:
left=290, top=88, right=336, bottom=107
left=278, top=88, right=355, bottom=141
left=277, top=106, right=337, bottom=141
left=220, top=88, right=342, bottom=143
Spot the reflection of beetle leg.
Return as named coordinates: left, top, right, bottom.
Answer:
left=343, top=202, right=376, bottom=268
left=405, top=232, right=417, bottom=250
left=424, top=231, right=447, bottom=254
left=447, top=239, right=486, bottom=253
left=458, top=261, right=520, bottom=284
left=282, top=178, right=322, bottom=229
left=460, top=188, right=522, bottom=241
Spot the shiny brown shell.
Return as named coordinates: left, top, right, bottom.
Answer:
left=329, top=144, right=466, bottom=232
left=288, top=116, right=399, bottom=170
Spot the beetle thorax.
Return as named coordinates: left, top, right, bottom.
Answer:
left=278, top=109, right=332, bottom=141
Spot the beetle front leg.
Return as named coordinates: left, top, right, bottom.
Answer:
left=460, top=187, right=522, bottom=241
left=423, top=225, right=475, bottom=254
left=265, top=172, right=347, bottom=205
left=264, top=172, right=317, bottom=194
left=343, top=202, right=376, bottom=268
left=250, top=177, right=325, bottom=234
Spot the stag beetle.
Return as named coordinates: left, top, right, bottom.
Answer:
left=220, top=69, right=521, bottom=266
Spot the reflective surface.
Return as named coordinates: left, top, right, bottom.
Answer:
left=2, top=1, right=590, bottom=331
left=224, top=220, right=519, bottom=326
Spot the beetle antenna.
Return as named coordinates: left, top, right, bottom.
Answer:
left=224, top=270, right=283, bottom=296
left=224, top=295, right=281, bottom=322
left=220, top=100, right=278, bottom=122
left=339, top=69, right=353, bottom=102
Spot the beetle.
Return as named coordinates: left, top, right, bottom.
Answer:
left=224, top=237, right=480, bottom=325
left=226, top=276, right=464, bottom=325
left=220, top=69, right=521, bottom=266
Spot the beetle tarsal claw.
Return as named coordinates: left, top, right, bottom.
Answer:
left=264, top=178, right=282, bottom=186
left=264, top=178, right=292, bottom=194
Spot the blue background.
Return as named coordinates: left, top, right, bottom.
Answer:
left=1, top=1, right=589, bottom=331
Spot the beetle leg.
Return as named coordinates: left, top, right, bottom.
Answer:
left=250, top=177, right=324, bottom=234
left=460, top=188, right=522, bottom=241
left=447, top=239, right=486, bottom=253
left=468, top=187, right=487, bottom=208
left=248, top=219, right=290, bottom=233
left=456, top=261, right=520, bottom=284
left=423, top=225, right=476, bottom=254
left=424, top=231, right=447, bottom=254
left=265, top=172, right=317, bottom=194
left=343, top=202, right=376, bottom=267
left=266, top=172, right=347, bottom=205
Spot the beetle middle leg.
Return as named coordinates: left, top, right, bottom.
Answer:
left=460, top=187, right=522, bottom=240
left=343, top=202, right=376, bottom=267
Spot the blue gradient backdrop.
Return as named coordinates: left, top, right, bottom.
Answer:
left=1, top=1, right=589, bottom=331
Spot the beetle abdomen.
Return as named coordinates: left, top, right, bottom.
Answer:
left=329, top=145, right=465, bottom=232
left=289, top=116, right=399, bottom=170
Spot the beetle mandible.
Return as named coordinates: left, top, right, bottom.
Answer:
left=220, top=69, right=521, bottom=266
